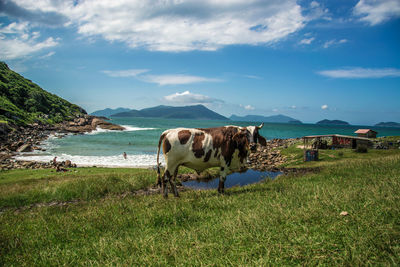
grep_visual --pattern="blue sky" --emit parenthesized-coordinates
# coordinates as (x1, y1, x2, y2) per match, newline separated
(0, 0, 399, 125)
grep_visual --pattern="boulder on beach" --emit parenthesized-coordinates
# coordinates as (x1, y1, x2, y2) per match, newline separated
(91, 118, 125, 131)
(17, 144, 33, 152)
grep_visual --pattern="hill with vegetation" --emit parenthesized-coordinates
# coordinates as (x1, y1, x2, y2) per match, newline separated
(316, 119, 349, 125)
(375, 122, 400, 128)
(230, 114, 302, 124)
(112, 104, 229, 120)
(0, 62, 86, 126)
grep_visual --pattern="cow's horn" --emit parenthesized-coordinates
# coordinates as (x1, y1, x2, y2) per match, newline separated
(257, 123, 264, 129)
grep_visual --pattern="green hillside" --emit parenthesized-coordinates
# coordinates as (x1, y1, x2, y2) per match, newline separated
(0, 62, 86, 126)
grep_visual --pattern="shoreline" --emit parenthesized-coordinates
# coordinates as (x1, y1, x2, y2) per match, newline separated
(2, 136, 301, 172)
(0, 115, 125, 171)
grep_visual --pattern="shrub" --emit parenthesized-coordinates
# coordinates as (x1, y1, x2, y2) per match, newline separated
(355, 145, 368, 153)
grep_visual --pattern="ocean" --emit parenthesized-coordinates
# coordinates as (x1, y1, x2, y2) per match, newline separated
(16, 117, 400, 167)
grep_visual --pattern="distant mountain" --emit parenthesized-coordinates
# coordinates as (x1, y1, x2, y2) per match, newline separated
(375, 122, 400, 128)
(230, 114, 302, 124)
(316, 119, 349, 125)
(112, 105, 229, 120)
(91, 107, 132, 118)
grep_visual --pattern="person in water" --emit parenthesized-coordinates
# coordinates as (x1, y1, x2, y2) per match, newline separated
(123, 152, 127, 159)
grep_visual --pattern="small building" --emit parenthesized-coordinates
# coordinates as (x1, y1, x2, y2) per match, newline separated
(303, 134, 372, 150)
(355, 129, 377, 138)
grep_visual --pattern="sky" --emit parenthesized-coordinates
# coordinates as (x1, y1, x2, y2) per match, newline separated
(0, 0, 399, 125)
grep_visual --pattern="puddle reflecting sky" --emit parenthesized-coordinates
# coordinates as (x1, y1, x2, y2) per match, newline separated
(182, 169, 282, 190)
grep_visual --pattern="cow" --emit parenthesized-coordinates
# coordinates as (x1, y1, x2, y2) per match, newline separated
(156, 123, 267, 198)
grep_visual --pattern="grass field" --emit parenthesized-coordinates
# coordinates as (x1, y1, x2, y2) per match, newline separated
(1, 144, 400, 265)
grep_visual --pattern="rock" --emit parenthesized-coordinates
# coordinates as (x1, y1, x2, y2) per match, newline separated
(75, 118, 87, 126)
(99, 124, 125, 131)
(65, 160, 72, 167)
(340, 211, 349, 216)
(91, 118, 102, 128)
(17, 144, 33, 152)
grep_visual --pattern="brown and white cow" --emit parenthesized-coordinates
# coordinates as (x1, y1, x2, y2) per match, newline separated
(156, 123, 266, 198)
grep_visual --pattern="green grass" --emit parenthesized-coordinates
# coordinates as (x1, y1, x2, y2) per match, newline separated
(0, 168, 157, 209)
(1, 151, 400, 265)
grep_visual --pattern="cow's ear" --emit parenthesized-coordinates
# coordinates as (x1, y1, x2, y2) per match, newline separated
(258, 135, 267, 146)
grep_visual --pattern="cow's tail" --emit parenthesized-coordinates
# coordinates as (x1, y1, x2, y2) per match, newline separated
(156, 132, 166, 187)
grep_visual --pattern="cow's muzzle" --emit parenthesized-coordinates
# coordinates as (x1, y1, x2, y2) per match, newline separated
(250, 143, 257, 152)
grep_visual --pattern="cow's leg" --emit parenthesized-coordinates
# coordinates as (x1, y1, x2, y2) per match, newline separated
(169, 166, 180, 198)
(218, 166, 228, 194)
(162, 170, 171, 198)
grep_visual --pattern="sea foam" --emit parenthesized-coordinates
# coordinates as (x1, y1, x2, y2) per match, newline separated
(15, 153, 165, 168)
(87, 125, 157, 135)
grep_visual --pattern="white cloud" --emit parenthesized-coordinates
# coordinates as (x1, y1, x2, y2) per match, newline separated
(321, 104, 328, 110)
(0, 22, 58, 60)
(299, 37, 315, 45)
(38, 51, 55, 59)
(102, 69, 149, 77)
(318, 67, 400, 78)
(141, 74, 222, 86)
(240, 104, 255, 110)
(272, 108, 279, 112)
(354, 0, 400, 26)
(304, 1, 332, 21)
(323, 39, 348, 48)
(164, 91, 223, 104)
(244, 75, 263, 80)
(12, 0, 307, 52)
(101, 68, 221, 85)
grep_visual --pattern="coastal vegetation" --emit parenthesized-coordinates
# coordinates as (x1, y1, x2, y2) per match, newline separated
(0, 62, 86, 126)
(1, 142, 399, 265)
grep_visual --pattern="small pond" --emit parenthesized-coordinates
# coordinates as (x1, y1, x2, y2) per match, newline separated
(182, 169, 282, 190)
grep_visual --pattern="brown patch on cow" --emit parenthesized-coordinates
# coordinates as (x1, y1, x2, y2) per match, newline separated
(192, 133, 205, 158)
(199, 126, 239, 166)
(178, 130, 191, 145)
(233, 132, 249, 163)
(163, 138, 171, 154)
(204, 149, 212, 162)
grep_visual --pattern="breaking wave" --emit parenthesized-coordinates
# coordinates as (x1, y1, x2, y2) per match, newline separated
(15, 153, 164, 168)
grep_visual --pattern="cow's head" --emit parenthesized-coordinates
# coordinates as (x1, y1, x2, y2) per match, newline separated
(245, 123, 267, 152)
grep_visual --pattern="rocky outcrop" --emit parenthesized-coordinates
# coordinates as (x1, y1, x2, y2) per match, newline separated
(247, 138, 300, 171)
(60, 115, 125, 133)
(0, 156, 77, 171)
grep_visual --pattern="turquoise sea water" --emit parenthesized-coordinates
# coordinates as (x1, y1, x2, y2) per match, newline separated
(17, 117, 400, 167)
